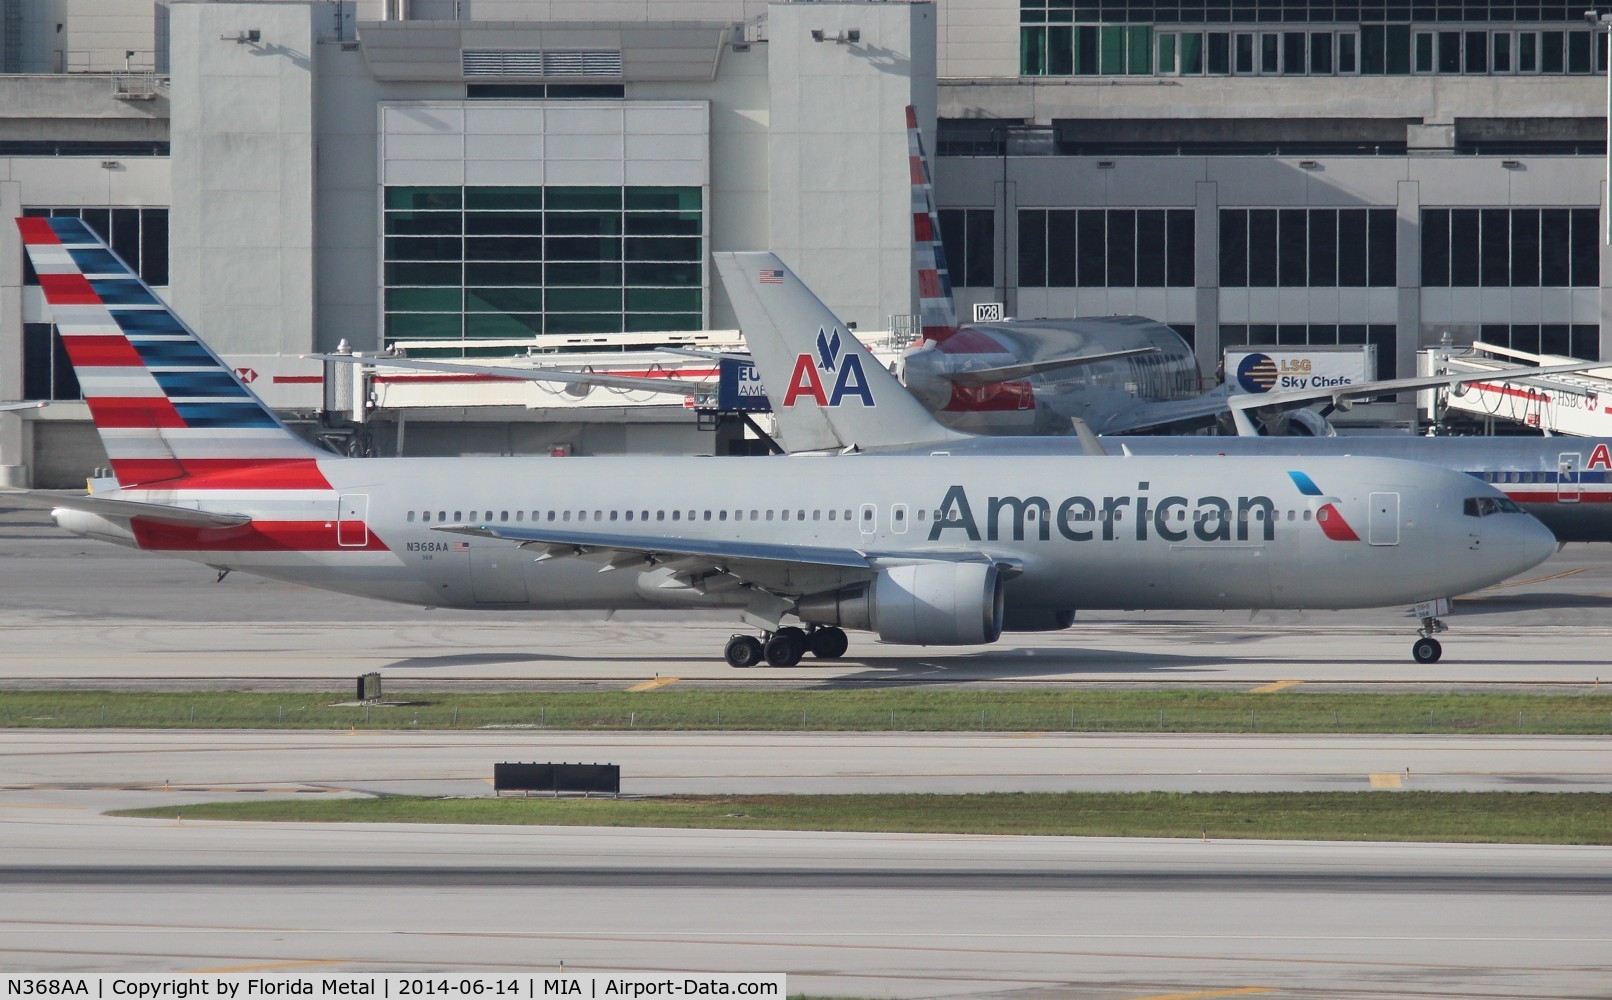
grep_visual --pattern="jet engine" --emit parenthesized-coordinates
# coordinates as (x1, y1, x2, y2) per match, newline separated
(796, 562, 1005, 645)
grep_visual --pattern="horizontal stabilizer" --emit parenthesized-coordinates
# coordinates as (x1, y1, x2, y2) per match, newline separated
(0, 489, 251, 528)
(948, 347, 1160, 387)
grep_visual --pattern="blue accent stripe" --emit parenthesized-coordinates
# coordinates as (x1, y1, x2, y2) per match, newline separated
(47, 217, 100, 242)
(67, 248, 131, 275)
(112, 311, 189, 335)
(1288, 470, 1323, 496)
(133, 341, 216, 365)
(88, 279, 160, 306)
(154, 371, 251, 397)
(174, 403, 279, 428)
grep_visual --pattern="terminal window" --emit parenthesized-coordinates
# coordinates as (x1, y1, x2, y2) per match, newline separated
(1019, 208, 1193, 288)
(938, 209, 996, 288)
(383, 185, 703, 343)
(1421, 207, 1600, 287)
(1220, 208, 1395, 288)
(1020, 3, 1605, 78)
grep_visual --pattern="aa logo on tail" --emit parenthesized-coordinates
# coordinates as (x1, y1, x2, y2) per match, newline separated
(782, 326, 875, 407)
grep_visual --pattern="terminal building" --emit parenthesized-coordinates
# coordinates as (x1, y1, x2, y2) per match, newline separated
(2, 0, 1608, 485)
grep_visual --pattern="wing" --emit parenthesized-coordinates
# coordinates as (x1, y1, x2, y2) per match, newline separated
(659, 347, 754, 363)
(307, 354, 711, 397)
(432, 523, 1005, 629)
(1097, 360, 1611, 436)
(0, 489, 251, 527)
(948, 347, 1159, 387)
(0, 401, 46, 412)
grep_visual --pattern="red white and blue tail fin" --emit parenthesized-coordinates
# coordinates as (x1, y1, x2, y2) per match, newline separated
(16, 216, 327, 490)
(906, 105, 959, 345)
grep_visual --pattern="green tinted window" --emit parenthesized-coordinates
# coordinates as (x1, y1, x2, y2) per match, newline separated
(386, 313, 463, 338)
(544, 313, 621, 334)
(464, 313, 542, 337)
(546, 287, 623, 312)
(625, 187, 700, 212)
(466, 287, 541, 312)
(625, 212, 701, 236)
(627, 287, 701, 311)
(386, 187, 461, 211)
(465, 187, 542, 211)
(627, 262, 700, 286)
(385, 212, 461, 236)
(382, 185, 703, 342)
(546, 187, 622, 211)
(386, 287, 461, 312)
(626, 313, 701, 332)
(385, 261, 462, 285)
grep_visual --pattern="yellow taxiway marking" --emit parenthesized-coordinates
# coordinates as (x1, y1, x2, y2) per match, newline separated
(184, 960, 344, 974)
(1129, 988, 1275, 1000)
(1369, 772, 1404, 789)
(1249, 680, 1302, 694)
(626, 676, 681, 692)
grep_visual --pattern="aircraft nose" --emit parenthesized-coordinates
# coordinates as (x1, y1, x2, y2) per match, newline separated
(1501, 511, 1558, 575)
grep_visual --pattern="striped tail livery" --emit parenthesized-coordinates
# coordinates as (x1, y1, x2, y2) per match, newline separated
(16, 215, 328, 491)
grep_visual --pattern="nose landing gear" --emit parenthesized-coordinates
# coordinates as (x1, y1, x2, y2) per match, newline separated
(1412, 614, 1448, 664)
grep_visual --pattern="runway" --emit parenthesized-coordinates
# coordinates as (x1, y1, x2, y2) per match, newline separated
(6, 506, 1612, 687)
(5, 730, 1612, 795)
(3, 804, 1610, 997)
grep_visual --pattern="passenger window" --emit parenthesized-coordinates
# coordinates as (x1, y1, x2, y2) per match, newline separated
(1318, 509, 1329, 521)
(844, 509, 852, 520)
(672, 510, 681, 521)
(704, 510, 712, 521)
(641, 511, 648, 520)
(657, 511, 665, 521)
(622, 511, 630, 521)
(720, 510, 728, 521)
(828, 510, 836, 521)
(751, 510, 759, 520)
(563, 511, 571, 522)
(814, 510, 822, 521)
(767, 510, 775, 521)
(917, 509, 926, 521)
(500, 511, 509, 522)
(485, 511, 492, 521)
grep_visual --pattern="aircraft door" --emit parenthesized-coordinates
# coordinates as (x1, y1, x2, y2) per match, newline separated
(1558, 452, 1581, 503)
(1367, 492, 1399, 546)
(858, 503, 877, 538)
(336, 494, 369, 547)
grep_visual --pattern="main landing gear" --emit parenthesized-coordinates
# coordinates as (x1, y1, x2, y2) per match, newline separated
(724, 625, 849, 667)
(1412, 614, 1449, 664)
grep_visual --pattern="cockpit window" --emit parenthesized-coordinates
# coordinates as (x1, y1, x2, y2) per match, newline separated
(1464, 496, 1522, 517)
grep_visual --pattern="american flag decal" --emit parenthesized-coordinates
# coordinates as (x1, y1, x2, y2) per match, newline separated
(758, 268, 784, 285)
(451, 541, 470, 552)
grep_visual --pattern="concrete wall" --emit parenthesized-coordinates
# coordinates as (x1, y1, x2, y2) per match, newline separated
(169, 1, 316, 356)
(767, 1, 934, 333)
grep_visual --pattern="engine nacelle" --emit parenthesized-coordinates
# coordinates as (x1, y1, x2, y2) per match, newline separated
(52, 508, 139, 548)
(797, 563, 1005, 646)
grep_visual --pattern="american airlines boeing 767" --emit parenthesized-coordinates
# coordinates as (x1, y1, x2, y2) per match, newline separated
(5, 218, 1554, 666)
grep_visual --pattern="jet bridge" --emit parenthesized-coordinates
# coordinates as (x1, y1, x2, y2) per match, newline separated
(1422, 341, 1612, 437)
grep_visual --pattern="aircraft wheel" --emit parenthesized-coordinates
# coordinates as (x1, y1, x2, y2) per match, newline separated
(809, 626, 849, 659)
(725, 634, 764, 668)
(774, 625, 807, 645)
(764, 632, 805, 667)
(1412, 637, 1442, 664)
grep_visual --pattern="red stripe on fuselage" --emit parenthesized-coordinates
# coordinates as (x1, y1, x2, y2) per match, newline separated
(87, 396, 186, 429)
(130, 518, 390, 552)
(1317, 504, 1360, 541)
(109, 458, 332, 490)
(944, 381, 1035, 412)
(927, 326, 1005, 353)
(38, 272, 99, 305)
(16, 217, 61, 245)
(61, 336, 145, 368)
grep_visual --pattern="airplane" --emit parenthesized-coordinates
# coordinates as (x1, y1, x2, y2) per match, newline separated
(717, 253, 1612, 552)
(320, 105, 1602, 439)
(0, 401, 46, 411)
(2, 216, 1554, 667)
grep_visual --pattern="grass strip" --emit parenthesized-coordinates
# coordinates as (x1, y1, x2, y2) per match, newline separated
(5, 688, 1612, 734)
(113, 791, 1612, 845)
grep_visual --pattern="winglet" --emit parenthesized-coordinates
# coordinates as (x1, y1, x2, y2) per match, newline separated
(713, 252, 964, 453)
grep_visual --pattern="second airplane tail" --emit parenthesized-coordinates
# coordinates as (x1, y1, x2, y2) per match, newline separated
(714, 251, 965, 453)
(16, 216, 329, 491)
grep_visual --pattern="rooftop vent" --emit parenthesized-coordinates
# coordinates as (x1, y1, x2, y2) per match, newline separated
(462, 49, 622, 79)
